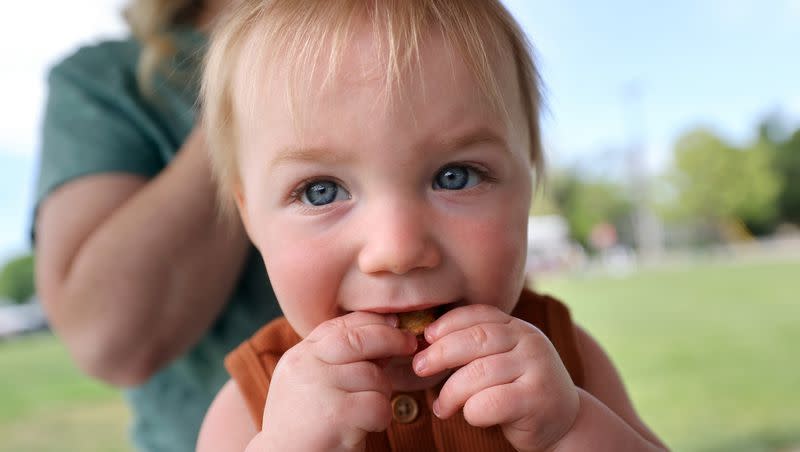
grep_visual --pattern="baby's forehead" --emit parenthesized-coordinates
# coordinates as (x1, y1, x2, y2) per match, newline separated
(230, 19, 520, 130)
(234, 24, 394, 108)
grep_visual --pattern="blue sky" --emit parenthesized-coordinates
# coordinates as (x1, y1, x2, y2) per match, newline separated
(0, 153, 36, 259)
(504, 0, 800, 163)
(1, 0, 798, 258)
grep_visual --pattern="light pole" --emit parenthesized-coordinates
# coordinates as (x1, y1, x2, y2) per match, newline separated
(622, 80, 663, 262)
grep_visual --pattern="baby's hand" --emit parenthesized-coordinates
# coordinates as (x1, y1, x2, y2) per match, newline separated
(413, 304, 580, 452)
(261, 312, 418, 451)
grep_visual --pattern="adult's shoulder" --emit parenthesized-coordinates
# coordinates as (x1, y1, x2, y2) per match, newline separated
(35, 36, 160, 213)
(48, 37, 141, 91)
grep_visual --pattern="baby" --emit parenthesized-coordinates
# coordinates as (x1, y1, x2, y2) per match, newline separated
(197, 1, 667, 451)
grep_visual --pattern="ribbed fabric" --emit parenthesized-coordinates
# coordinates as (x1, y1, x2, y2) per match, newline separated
(224, 288, 585, 451)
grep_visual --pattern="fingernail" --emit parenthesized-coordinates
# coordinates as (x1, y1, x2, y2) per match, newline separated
(432, 398, 441, 418)
(414, 355, 427, 374)
(385, 314, 398, 327)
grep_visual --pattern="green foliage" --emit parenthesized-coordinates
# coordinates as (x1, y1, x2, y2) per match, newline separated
(774, 129, 800, 225)
(0, 253, 35, 304)
(665, 127, 781, 229)
(548, 171, 634, 248)
(529, 183, 560, 216)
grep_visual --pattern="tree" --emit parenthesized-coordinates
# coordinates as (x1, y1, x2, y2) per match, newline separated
(547, 170, 634, 249)
(753, 113, 800, 230)
(0, 253, 35, 304)
(665, 127, 781, 237)
(529, 182, 560, 216)
(774, 129, 800, 225)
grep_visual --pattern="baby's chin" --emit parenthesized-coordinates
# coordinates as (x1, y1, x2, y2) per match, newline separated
(383, 356, 450, 392)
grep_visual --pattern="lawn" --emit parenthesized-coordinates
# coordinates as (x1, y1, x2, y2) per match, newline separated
(0, 333, 129, 452)
(538, 258, 800, 452)
(0, 258, 798, 451)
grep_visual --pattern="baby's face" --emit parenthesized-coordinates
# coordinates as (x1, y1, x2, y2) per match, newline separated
(234, 27, 533, 339)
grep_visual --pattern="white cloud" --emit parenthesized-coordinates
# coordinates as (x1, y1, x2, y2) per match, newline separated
(0, 0, 128, 155)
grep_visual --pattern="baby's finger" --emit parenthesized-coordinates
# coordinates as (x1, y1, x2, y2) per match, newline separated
(434, 352, 522, 419)
(314, 323, 417, 364)
(425, 304, 510, 343)
(462, 381, 530, 428)
(331, 361, 393, 399)
(307, 311, 398, 343)
(343, 391, 394, 434)
(414, 322, 516, 377)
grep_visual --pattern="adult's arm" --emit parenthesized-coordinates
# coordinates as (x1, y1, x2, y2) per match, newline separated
(35, 128, 251, 386)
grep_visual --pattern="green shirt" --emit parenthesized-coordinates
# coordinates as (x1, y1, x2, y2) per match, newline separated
(34, 28, 281, 452)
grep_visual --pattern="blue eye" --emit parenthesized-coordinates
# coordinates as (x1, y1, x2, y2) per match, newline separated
(300, 180, 350, 206)
(433, 165, 481, 190)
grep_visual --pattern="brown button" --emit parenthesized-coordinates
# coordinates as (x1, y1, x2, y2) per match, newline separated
(391, 394, 419, 424)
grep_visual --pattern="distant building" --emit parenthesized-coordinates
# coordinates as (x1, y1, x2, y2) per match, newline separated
(526, 215, 585, 275)
(0, 299, 47, 338)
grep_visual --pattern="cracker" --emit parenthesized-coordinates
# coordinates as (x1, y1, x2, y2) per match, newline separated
(397, 308, 436, 335)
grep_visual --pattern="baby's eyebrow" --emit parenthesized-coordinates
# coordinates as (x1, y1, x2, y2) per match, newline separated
(268, 145, 352, 169)
(424, 126, 508, 154)
(268, 126, 507, 169)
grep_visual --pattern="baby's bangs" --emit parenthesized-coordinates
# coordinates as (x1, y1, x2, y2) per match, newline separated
(235, 0, 520, 125)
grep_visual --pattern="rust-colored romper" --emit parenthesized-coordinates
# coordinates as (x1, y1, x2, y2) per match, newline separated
(225, 289, 585, 451)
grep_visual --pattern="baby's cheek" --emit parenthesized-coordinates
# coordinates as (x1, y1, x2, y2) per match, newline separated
(461, 216, 527, 312)
(263, 241, 336, 335)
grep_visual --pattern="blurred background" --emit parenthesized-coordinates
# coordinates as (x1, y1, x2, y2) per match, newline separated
(1, 1, 798, 451)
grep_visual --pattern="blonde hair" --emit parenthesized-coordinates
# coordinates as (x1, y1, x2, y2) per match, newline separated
(124, 0, 203, 92)
(202, 0, 544, 215)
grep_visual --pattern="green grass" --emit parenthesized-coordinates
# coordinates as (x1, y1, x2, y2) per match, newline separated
(538, 258, 800, 452)
(0, 334, 130, 452)
(0, 258, 797, 451)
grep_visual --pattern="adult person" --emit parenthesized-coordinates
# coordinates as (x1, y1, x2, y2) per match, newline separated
(32, 1, 280, 450)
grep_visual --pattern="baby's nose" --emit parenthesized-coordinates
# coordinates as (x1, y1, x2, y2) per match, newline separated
(356, 200, 441, 275)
